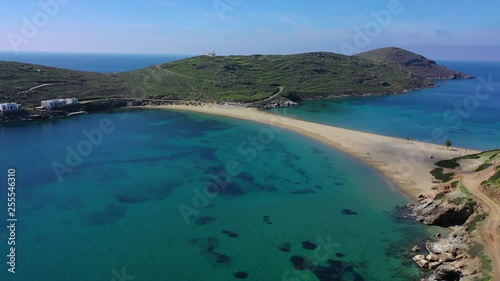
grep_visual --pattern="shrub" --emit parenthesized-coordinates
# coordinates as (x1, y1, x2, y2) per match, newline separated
(430, 168, 455, 182)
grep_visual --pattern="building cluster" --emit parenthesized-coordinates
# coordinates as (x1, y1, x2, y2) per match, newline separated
(40, 98, 79, 109)
(0, 98, 79, 114)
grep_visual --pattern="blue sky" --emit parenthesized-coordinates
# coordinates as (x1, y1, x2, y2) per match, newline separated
(1, 0, 499, 60)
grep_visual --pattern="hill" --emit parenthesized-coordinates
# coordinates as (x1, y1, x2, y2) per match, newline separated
(0, 48, 470, 107)
(356, 47, 473, 79)
(0, 62, 130, 104)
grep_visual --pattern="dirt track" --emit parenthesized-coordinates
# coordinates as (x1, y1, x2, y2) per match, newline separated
(462, 165, 500, 280)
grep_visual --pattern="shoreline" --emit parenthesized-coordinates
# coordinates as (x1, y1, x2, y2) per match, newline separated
(143, 104, 479, 199)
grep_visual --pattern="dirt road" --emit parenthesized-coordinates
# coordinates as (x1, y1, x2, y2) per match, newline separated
(462, 165, 500, 280)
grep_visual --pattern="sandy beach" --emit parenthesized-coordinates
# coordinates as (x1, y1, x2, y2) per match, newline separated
(145, 104, 478, 199)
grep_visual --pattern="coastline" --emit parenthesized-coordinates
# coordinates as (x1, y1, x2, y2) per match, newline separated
(143, 104, 479, 199)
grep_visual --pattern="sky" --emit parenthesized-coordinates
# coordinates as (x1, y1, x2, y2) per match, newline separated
(1, 0, 499, 60)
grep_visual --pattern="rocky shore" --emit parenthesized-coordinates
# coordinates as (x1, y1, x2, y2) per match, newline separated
(409, 193, 489, 281)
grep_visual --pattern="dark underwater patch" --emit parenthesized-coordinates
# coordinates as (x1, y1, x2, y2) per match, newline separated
(291, 189, 315, 195)
(208, 253, 232, 267)
(301, 241, 318, 250)
(195, 216, 216, 225)
(278, 242, 292, 252)
(236, 173, 254, 182)
(204, 165, 224, 175)
(295, 167, 307, 176)
(263, 215, 273, 225)
(234, 271, 249, 279)
(181, 147, 218, 162)
(255, 183, 278, 193)
(55, 195, 85, 210)
(185, 117, 235, 132)
(82, 204, 127, 226)
(115, 194, 147, 204)
(207, 182, 246, 197)
(285, 154, 302, 162)
(290, 256, 314, 270)
(114, 178, 182, 204)
(341, 209, 358, 215)
(198, 237, 219, 254)
(221, 230, 239, 238)
(311, 147, 324, 154)
(265, 174, 279, 181)
(25, 168, 61, 188)
(288, 257, 366, 281)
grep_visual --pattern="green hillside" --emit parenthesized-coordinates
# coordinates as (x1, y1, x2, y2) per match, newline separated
(356, 47, 473, 79)
(1, 48, 468, 107)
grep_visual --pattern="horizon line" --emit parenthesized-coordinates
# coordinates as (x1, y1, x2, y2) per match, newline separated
(1, 51, 500, 62)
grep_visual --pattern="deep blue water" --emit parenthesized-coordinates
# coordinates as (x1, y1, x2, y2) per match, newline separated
(0, 52, 191, 73)
(272, 61, 500, 151)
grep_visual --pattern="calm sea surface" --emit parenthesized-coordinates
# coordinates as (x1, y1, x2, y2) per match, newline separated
(272, 61, 500, 151)
(0, 52, 190, 73)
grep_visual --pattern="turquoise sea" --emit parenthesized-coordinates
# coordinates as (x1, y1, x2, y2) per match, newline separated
(272, 61, 500, 151)
(0, 109, 428, 281)
(1, 53, 496, 280)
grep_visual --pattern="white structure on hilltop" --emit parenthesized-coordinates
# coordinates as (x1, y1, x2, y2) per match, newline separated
(41, 98, 79, 109)
(205, 51, 216, 58)
(0, 103, 22, 113)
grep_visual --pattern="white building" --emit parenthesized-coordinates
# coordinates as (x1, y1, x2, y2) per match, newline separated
(41, 99, 65, 109)
(65, 98, 79, 105)
(0, 103, 22, 113)
(41, 98, 78, 109)
(205, 51, 216, 58)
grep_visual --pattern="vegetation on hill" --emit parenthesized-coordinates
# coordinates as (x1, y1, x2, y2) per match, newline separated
(481, 150, 500, 189)
(0, 47, 473, 107)
(356, 47, 473, 80)
(0, 62, 130, 105)
(157, 52, 432, 102)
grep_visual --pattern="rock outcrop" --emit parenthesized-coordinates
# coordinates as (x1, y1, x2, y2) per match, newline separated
(409, 194, 485, 281)
(411, 198, 474, 227)
(433, 264, 462, 281)
(246, 97, 298, 109)
(413, 227, 480, 280)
